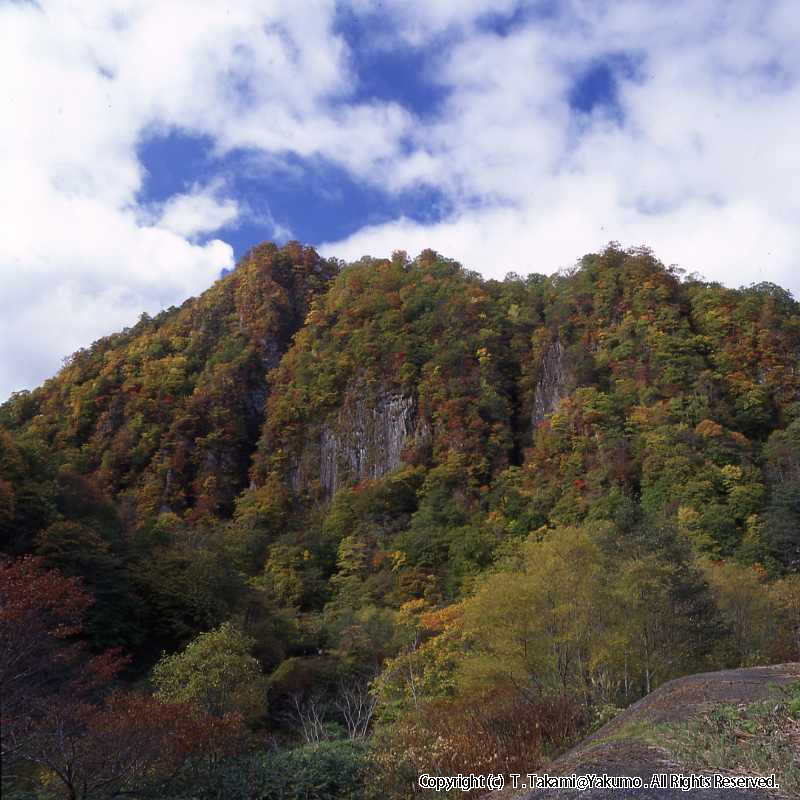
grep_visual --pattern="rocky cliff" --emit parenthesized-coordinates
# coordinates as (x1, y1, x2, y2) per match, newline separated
(290, 390, 430, 496)
(531, 338, 567, 428)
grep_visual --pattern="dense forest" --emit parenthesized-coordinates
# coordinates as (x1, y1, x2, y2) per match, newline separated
(2, 241, 799, 799)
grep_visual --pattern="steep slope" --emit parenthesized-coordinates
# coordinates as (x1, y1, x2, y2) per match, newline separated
(249, 249, 535, 498)
(488, 248, 800, 567)
(1, 242, 338, 538)
(244, 245, 800, 587)
(2, 242, 799, 651)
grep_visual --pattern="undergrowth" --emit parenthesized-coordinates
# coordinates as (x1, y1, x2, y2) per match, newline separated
(658, 680, 800, 795)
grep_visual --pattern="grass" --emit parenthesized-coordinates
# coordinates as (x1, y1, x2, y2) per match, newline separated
(572, 680, 800, 797)
(654, 680, 800, 796)
(586, 716, 657, 747)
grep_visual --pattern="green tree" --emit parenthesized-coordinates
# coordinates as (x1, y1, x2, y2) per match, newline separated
(701, 560, 776, 666)
(35, 520, 143, 650)
(151, 621, 266, 720)
(462, 526, 615, 699)
(616, 554, 693, 694)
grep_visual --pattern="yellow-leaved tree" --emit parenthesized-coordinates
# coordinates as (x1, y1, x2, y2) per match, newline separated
(462, 526, 618, 702)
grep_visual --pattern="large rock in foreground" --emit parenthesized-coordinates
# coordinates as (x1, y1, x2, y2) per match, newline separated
(513, 664, 799, 800)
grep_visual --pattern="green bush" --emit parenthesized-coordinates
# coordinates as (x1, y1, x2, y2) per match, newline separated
(164, 740, 369, 800)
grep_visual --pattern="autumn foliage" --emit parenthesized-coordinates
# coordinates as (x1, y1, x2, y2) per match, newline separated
(0, 555, 245, 800)
(1, 242, 799, 799)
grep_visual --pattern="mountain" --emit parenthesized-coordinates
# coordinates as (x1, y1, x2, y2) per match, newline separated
(2, 241, 799, 799)
(1, 242, 338, 531)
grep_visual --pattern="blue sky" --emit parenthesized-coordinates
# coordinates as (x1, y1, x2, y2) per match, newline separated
(136, 133, 454, 260)
(134, 4, 631, 264)
(3, 0, 800, 400)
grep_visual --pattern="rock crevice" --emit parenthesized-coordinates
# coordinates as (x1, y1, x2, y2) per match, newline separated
(291, 391, 428, 496)
(532, 339, 567, 428)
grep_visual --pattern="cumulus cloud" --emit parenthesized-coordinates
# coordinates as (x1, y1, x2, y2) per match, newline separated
(156, 182, 240, 239)
(323, 1, 800, 295)
(0, 0, 375, 400)
(3, 0, 799, 400)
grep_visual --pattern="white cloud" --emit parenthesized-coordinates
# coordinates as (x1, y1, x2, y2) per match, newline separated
(3, 0, 800, 401)
(0, 0, 384, 400)
(157, 182, 240, 239)
(323, 1, 800, 298)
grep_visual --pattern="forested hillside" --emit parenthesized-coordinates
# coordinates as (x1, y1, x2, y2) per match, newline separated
(2, 242, 799, 799)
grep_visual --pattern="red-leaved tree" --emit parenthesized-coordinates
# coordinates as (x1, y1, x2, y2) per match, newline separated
(0, 555, 245, 799)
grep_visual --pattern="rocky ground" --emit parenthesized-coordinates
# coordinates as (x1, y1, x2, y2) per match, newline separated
(493, 664, 800, 800)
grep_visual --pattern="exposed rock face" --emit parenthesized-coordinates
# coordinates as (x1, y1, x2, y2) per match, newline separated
(291, 392, 428, 496)
(531, 339, 567, 428)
